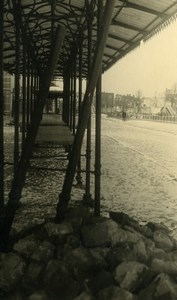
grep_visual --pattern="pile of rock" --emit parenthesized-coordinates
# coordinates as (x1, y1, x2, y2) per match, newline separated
(1, 208, 177, 300)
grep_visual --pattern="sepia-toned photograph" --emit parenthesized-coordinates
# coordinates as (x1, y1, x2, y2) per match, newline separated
(1, 1, 177, 299)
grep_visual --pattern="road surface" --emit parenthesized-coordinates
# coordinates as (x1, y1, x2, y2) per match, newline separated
(94, 116, 177, 230)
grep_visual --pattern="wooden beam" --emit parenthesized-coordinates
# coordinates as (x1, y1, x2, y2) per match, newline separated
(112, 19, 148, 34)
(117, 0, 168, 18)
(108, 33, 131, 44)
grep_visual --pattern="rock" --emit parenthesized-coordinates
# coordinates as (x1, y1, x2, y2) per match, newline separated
(142, 236, 155, 254)
(82, 219, 119, 247)
(149, 247, 169, 262)
(169, 250, 177, 261)
(66, 235, 81, 248)
(21, 262, 44, 295)
(98, 286, 136, 300)
(42, 259, 80, 300)
(0, 253, 26, 293)
(2, 207, 177, 300)
(153, 230, 175, 252)
(42, 259, 62, 285)
(138, 273, 177, 300)
(73, 291, 96, 300)
(146, 222, 171, 234)
(64, 247, 100, 280)
(13, 235, 41, 258)
(109, 211, 153, 238)
(28, 290, 48, 300)
(10, 220, 45, 242)
(154, 273, 177, 299)
(110, 227, 142, 248)
(114, 261, 149, 293)
(133, 240, 148, 262)
(44, 221, 73, 245)
(31, 241, 55, 263)
(106, 247, 135, 271)
(109, 211, 138, 227)
(85, 270, 115, 294)
(2, 289, 22, 300)
(89, 248, 109, 270)
(82, 218, 142, 249)
(151, 258, 177, 275)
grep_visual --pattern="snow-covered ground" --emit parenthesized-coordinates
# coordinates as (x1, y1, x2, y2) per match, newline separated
(4, 116, 177, 233)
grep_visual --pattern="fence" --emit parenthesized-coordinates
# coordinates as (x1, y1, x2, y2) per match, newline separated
(142, 114, 177, 123)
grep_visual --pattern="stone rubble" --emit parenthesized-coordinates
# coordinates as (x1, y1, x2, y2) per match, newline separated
(1, 209, 177, 299)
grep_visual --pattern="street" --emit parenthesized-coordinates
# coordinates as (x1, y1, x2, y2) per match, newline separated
(96, 116, 177, 230)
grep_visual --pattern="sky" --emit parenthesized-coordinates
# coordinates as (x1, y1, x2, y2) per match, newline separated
(102, 18, 177, 98)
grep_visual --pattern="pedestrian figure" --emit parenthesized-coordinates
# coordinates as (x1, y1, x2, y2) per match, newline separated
(122, 111, 126, 121)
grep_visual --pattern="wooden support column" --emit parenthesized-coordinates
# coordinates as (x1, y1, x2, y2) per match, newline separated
(13, 1, 20, 174)
(26, 57, 30, 129)
(22, 42, 27, 148)
(75, 39, 83, 187)
(95, 75, 102, 215)
(62, 68, 70, 125)
(72, 55, 77, 136)
(0, 0, 4, 210)
(83, 2, 94, 206)
(0, 25, 66, 249)
(62, 72, 67, 122)
(56, 0, 116, 220)
(94, 0, 103, 216)
(30, 66, 34, 120)
(69, 64, 73, 131)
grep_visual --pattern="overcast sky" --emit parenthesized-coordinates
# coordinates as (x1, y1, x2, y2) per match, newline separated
(102, 18, 177, 98)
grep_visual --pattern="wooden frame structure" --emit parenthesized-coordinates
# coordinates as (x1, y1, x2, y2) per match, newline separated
(1, 0, 177, 248)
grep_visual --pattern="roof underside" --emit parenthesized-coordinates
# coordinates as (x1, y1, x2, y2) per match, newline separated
(4, 0, 177, 78)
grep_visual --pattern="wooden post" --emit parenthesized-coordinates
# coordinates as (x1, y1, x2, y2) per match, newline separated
(72, 56, 77, 136)
(26, 58, 30, 129)
(94, 0, 103, 216)
(75, 39, 83, 187)
(83, 3, 93, 206)
(13, 1, 20, 174)
(56, 0, 116, 220)
(22, 42, 27, 148)
(0, 0, 4, 210)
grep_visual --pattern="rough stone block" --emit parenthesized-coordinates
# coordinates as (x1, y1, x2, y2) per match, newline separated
(114, 261, 148, 292)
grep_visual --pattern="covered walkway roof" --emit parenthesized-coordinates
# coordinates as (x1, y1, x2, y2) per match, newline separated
(4, 0, 177, 77)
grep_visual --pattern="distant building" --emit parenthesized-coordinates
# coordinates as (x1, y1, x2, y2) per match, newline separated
(93, 92, 114, 114)
(165, 88, 177, 113)
(160, 103, 176, 116)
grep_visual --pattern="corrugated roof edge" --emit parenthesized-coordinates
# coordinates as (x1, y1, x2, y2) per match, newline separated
(103, 12, 177, 73)
(103, 42, 140, 73)
(143, 13, 177, 43)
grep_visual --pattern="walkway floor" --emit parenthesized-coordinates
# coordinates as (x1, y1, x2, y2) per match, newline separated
(35, 114, 74, 146)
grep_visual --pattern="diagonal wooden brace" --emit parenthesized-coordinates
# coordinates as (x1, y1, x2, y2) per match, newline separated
(56, 0, 116, 220)
(0, 25, 66, 248)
